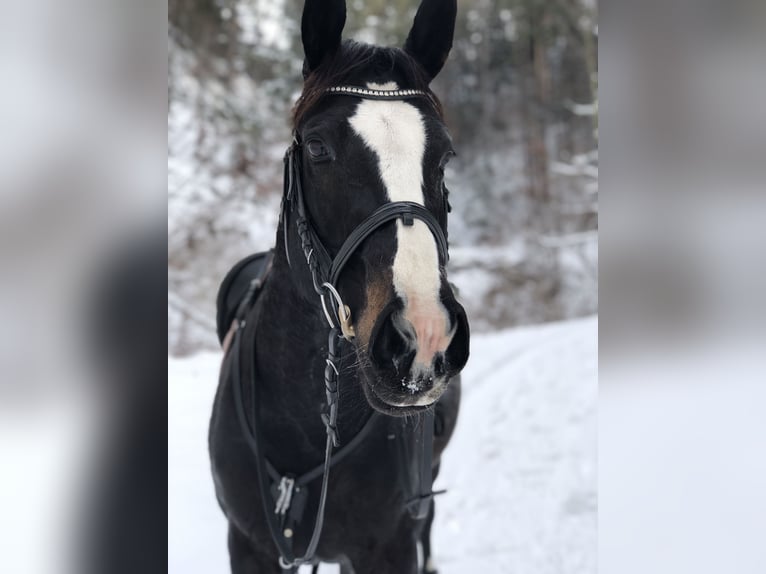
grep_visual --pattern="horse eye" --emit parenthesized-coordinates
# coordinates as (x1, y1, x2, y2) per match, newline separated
(306, 139, 329, 159)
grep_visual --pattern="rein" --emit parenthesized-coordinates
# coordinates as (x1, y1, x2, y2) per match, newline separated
(229, 85, 449, 573)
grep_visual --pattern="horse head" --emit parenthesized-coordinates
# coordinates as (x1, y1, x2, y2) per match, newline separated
(283, 0, 469, 415)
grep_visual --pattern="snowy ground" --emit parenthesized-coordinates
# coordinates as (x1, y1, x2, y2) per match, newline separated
(169, 316, 597, 573)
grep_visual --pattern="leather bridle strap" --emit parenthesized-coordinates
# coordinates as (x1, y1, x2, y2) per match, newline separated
(329, 201, 448, 287)
(229, 310, 338, 572)
(405, 409, 440, 520)
(284, 143, 333, 289)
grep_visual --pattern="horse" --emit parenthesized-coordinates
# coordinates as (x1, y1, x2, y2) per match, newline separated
(209, 1, 470, 572)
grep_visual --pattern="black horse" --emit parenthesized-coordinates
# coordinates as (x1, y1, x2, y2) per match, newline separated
(209, 1, 469, 572)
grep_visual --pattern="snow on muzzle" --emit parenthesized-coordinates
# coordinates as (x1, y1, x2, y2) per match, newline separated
(368, 288, 469, 405)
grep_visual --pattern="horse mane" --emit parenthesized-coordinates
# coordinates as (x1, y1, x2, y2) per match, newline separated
(293, 40, 443, 128)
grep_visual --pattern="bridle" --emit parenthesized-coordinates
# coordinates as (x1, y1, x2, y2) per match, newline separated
(233, 85, 451, 572)
(282, 85, 450, 338)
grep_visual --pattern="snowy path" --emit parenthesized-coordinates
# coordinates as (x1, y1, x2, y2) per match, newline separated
(168, 317, 597, 573)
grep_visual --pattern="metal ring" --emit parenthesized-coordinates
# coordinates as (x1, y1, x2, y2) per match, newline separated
(325, 358, 339, 376)
(320, 282, 347, 329)
(279, 555, 302, 570)
(320, 293, 336, 329)
(321, 282, 346, 316)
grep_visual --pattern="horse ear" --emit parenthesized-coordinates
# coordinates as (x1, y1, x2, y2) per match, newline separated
(404, 0, 457, 81)
(301, 0, 347, 75)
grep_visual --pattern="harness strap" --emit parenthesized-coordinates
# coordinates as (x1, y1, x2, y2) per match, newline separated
(329, 201, 448, 286)
(229, 310, 338, 571)
(263, 410, 380, 487)
(405, 409, 442, 520)
(284, 145, 333, 286)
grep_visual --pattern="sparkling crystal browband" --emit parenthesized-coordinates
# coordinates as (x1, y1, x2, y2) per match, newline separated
(325, 86, 430, 100)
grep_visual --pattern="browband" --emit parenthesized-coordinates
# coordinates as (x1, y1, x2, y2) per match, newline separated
(324, 85, 431, 101)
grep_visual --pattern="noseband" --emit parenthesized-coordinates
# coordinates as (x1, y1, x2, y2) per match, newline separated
(235, 86, 450, 572)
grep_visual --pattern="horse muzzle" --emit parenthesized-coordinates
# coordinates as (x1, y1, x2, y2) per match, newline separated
(363, 293, 469, 413)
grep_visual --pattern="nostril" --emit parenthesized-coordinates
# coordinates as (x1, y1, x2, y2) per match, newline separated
(433, 353, 446, 378)
(370, 304, 416, 375)
(444, 304, 470, 373)
(394, 348, 416, 377)
(391, 313, 416, 345)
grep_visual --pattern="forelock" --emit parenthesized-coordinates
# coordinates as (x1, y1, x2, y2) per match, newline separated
(293, 40, 442, 129)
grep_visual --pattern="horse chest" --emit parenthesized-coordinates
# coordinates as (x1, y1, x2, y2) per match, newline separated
(210, 385, 421, 549)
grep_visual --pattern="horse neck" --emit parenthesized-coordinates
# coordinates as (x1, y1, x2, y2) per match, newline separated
(253, 252, 372, 467)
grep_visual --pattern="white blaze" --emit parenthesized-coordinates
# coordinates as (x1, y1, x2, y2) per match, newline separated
(348, 82, 452, 369)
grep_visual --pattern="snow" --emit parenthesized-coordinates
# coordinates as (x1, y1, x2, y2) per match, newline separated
(0, 389, 102, 574)
(599, 342, 766, 574)
(168, 316, 597, 573)
(433, 317, 597, 574)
